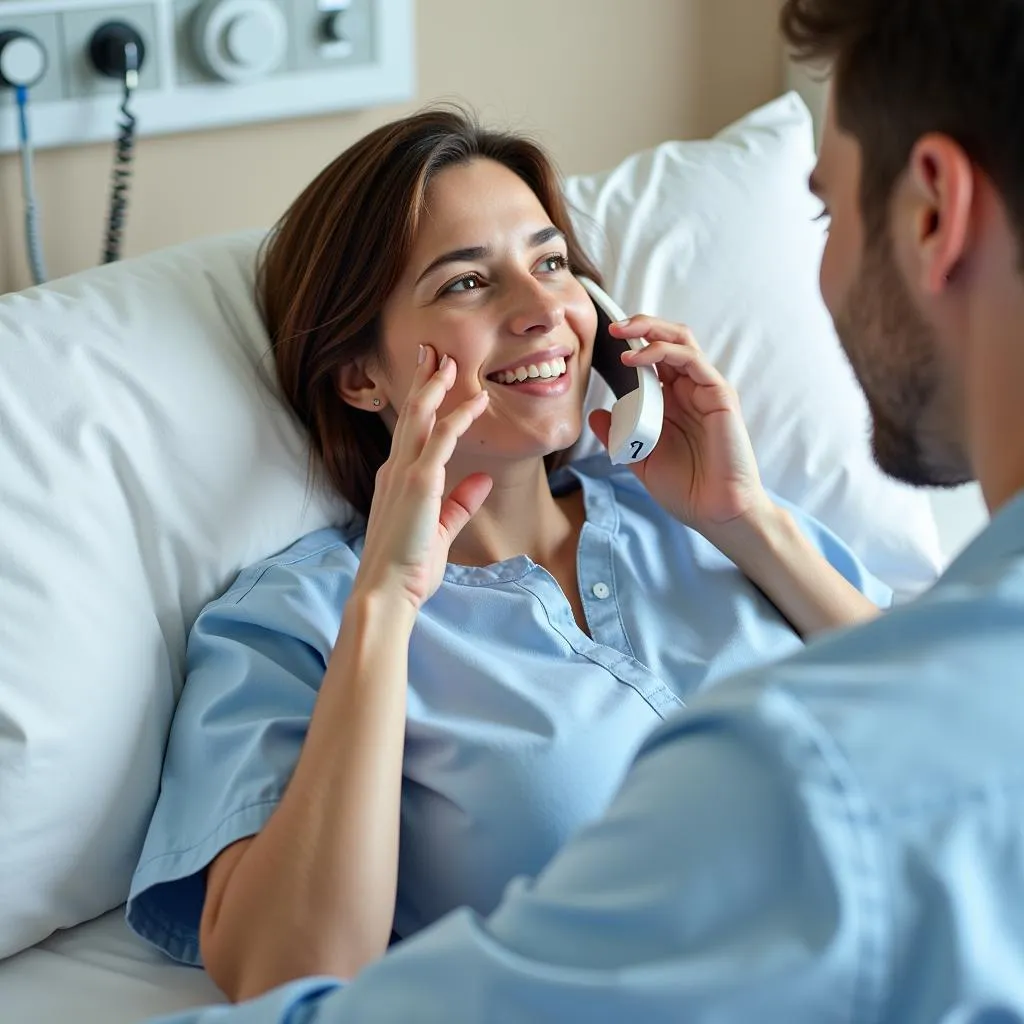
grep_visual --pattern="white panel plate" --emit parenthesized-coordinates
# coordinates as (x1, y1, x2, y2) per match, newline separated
(0, 0, 414, 152)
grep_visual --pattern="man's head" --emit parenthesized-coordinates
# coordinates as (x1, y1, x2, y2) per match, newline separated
(781, 0, 1024, 496)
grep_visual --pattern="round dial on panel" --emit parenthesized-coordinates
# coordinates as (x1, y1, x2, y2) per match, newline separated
(0, 31, 48, 89)
(193, 0, 288, 83)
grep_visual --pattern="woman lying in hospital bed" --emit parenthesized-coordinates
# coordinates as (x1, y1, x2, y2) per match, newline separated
(124, 106, 891, 1003)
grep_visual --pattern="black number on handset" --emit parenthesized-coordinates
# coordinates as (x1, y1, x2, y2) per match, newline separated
(630, 441, 645, 460)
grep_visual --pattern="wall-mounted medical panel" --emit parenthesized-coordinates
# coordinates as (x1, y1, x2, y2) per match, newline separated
(0, 0, 414, 152)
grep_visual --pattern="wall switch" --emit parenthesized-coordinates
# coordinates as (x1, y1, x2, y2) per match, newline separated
(288, 0, 374, 72)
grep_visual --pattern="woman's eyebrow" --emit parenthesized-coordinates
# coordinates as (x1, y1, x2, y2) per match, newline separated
(416, 246, 490, 285)
(529, 226, 565, 248)
(414, 228, 566, 285)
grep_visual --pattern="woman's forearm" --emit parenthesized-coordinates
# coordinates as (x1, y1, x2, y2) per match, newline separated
(702, 504, 882, 639)
(200, 589, 416, 1001)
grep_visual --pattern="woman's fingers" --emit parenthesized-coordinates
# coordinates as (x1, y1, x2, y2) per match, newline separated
(439, 473, 494, 541)
(610, 315, 700, 348)
(587, 408, 612, 451)
(419, 390, 490, 471)
(391, 348, 458, 457)
(609, 316, 726, 389)
(623, 340, 724, 387)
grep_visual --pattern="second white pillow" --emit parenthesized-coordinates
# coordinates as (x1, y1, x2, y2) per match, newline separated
(565, 93, 943, 598)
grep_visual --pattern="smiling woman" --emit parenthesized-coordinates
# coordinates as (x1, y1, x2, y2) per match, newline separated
(123, 105, 894, 1005)
(261, 109, 602, 520)
(337, 157, 598, 498)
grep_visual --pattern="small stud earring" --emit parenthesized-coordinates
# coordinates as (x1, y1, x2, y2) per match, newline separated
(372, 398, 382, 408)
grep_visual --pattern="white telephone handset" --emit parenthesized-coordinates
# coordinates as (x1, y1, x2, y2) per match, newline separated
(578, 277, 664, 465)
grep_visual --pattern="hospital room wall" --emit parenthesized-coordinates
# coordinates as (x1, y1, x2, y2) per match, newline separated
(0, 0, 785, 294)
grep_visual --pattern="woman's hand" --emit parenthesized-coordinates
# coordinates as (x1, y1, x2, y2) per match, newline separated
(589, 316, 770, 535)
(354, 345, 492, 611)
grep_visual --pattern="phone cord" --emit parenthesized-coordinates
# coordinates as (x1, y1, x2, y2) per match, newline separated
(102, 76, 137, 264)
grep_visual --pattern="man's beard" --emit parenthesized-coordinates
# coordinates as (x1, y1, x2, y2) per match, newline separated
(831, 233, 971, 488)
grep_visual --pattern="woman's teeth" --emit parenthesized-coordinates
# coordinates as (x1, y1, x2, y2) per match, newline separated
(493, 356, 568, 385)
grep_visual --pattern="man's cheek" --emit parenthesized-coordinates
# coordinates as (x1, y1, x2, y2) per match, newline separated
(819, 230, 856, 319)
(819, 241, 841, 318)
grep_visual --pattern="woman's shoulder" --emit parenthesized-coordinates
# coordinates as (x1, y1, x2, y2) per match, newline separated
(207, 524, 366, 620)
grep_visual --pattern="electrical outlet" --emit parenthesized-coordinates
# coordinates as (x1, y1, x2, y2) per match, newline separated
(287, 0, 374, 73)
(61, 2, 161, 98)
(0, 11, 66, 106)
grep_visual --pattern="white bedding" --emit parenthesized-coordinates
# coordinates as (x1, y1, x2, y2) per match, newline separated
(930, 485, 989, 560)
(0, 907, 224, 1023)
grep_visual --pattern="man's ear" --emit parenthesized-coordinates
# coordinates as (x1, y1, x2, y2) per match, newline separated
(337, 359, 387, 412)
(906, 133, 975, 294)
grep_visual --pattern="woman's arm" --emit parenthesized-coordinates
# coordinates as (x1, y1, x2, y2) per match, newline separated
(199, 592, 415, 1002)
(198, 349, 492, 1002)
(588, 316, 882, 638)
(702, 503, 881, 638)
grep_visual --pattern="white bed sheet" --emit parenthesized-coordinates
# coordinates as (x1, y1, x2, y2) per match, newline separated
(0, 906, 224, 1024)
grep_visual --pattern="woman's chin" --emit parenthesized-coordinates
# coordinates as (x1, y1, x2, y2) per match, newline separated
(535, 421, 585, 460)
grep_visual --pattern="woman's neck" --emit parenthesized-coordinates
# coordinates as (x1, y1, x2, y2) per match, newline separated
(446, 459, 582, 569)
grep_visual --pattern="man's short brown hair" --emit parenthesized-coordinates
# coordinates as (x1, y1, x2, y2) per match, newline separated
(781, 0, 1024, 241)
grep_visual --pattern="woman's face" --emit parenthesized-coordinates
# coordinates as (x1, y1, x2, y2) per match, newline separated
(376, 157, 598, 464)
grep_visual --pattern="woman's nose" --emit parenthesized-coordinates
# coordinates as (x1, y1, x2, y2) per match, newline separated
(507, 279, 566, 336)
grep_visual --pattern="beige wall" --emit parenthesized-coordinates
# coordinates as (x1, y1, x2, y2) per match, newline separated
(0, 0, 783, 293)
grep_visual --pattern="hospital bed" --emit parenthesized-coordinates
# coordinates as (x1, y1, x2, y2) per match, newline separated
(0, 94, 982, 1023)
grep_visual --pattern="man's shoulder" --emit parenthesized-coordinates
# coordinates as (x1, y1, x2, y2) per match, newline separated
(648, 555, 1024, 817)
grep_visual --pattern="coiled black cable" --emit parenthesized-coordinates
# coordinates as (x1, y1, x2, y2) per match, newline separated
(102, 76, 137, 264)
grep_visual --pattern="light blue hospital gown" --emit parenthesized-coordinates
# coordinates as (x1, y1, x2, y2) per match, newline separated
(148, 489, 1024, 1024)
(127, 456, 889, 966)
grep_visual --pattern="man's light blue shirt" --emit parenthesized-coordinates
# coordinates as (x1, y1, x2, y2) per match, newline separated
(126, 457, 887, 966)
(149, 489, 1024, 1024)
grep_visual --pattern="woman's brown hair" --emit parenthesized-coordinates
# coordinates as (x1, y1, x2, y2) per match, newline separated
(258, 106, 602, 519)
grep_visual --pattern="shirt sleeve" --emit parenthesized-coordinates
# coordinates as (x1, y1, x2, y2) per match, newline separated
(126, 541, 359, 966)
(144, 678, 888, 1024)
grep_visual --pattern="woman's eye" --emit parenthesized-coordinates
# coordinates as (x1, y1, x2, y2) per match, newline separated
(443, 274, 483, 295)
(539, 253, 570, 274)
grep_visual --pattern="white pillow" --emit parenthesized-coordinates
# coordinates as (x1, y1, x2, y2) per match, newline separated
(0, 233, 339, 959)
(565, 93, 944, 598)
(0, 94, 942, 961)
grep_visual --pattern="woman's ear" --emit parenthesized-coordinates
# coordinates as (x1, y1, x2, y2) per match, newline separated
(337, 360, 387, 412)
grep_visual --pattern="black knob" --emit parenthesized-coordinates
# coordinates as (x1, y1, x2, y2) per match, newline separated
(89, 21, 146, 79)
